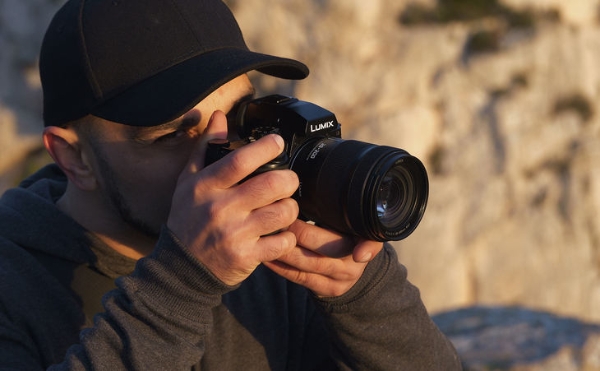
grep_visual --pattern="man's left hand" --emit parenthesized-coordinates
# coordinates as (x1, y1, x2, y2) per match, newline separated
(263, 220, 384, 297)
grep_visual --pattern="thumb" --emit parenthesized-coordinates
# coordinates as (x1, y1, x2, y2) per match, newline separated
(188, 110, 229, 173)
(352, 239, 383, 263)
(203, 110, 229, 140)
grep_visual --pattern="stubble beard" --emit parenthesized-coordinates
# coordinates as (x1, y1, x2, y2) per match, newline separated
(94, 149, 162, 240)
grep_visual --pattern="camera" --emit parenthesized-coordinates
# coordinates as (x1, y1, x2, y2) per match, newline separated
(205, 95, 429, 242)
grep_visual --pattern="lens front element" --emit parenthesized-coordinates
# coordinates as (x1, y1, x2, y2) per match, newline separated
(377, 166, 413, 229)
(367, 154, 428, 241)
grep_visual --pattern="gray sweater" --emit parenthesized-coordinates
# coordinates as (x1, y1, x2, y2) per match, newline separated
(0, 165, 461, 370)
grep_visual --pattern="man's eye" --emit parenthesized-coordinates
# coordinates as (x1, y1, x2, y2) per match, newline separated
(155, 130, 187, 143)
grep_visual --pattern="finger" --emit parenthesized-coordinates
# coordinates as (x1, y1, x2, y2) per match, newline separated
(194, 230, 296, 286)
(264, 256, 359, 297)
(229, 169, 298, 211)
(288, 220, 355, 258)
(264, 259, 327, 287)
(255, 230, 297, 262)
(186, 110, 229, 173)
(245, 197, 299, 237)
(289, 220, 384, 262)
(202, 134, 286, 189)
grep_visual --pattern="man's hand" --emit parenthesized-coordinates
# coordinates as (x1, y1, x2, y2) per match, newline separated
(167, 111, 300, 286)
(264, 220, 384, 297)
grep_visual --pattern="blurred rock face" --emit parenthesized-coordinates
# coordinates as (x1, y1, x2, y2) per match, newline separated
(2, 0, 600, 326)
(0, 0, 62, 190)
(433, 306, 600, 370)
(228, 0, 600, 324)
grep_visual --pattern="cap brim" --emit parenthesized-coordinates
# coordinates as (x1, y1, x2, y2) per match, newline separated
(91, 48, 309, 126)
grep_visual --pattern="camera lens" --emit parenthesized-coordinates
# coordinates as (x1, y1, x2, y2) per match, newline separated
(377, 166, 413, 229)
(290, 138, 428, 241)
(364, 152, 428, 240)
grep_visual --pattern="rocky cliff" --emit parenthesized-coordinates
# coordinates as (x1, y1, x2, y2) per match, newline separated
(223, 0, 600, 326)
(229, 0, 600, 324)
(2, 0, 600, 368)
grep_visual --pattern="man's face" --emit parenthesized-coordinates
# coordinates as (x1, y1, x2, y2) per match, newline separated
(82, 74, 255, 238)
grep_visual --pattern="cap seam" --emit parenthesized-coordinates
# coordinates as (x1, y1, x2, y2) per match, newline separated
(78, 0, 103, 100)
(91, 48, 213, 107)
(97, 46, 252, 107)
(169, 0, 203, 47)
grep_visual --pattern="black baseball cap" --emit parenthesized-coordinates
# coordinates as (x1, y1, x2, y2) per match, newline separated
(40, 0, 309, 127)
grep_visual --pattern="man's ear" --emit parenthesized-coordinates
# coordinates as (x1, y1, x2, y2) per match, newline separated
(43, 126, 97, 191)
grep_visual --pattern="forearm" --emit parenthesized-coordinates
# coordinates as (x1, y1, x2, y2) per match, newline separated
(315, 245, 461, 371)
(50, 227, 235, 371)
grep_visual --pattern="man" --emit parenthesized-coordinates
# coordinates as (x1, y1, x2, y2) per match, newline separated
(0, 0, 461, 369)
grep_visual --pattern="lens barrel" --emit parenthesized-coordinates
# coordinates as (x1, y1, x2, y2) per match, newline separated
(290, 138, 428, 241)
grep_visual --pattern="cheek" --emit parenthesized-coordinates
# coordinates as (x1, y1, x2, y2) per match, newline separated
(104, 148, 191, 207)
(128, 157, 188, 198)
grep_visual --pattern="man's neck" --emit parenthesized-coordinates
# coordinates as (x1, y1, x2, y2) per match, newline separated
(57, 185, 156, 260)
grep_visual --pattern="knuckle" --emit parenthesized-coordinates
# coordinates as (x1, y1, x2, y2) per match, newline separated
(289, 270, 308, 286)
(258, 206, 292, 232)
(261, 232, 294, 262)
(295, 224, 317, 247)
(267, 170, 299, 196)
(258, 209, 283, 229)
(246, 171, 287, 201)
(260, 171, 281, 194)
(227, 151, 252, 175)
(278, 200, 300, 224)
(265, 238, 286, 258)
(282, 170, 299, 194)
(284, 199, 300, 220)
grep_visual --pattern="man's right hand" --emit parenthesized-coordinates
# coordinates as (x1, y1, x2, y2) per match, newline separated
(166, 110, 299, 286)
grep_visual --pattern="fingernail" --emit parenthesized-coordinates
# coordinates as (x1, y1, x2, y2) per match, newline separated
(274, 134, 285, 150)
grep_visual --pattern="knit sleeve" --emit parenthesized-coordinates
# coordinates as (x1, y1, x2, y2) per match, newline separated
(49, 226, 237, 371)
(314, 244, 462, 371)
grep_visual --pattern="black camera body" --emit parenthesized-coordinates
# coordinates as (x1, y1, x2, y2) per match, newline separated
(206, 95, 428, 242)
(206, 94, 341, 174)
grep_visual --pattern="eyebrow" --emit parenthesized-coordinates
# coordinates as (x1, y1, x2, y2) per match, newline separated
(123, 118, 187, 143)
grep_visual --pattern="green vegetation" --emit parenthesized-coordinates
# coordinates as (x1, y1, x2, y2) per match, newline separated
(398, 0, 560, 58)
(398, 0, 537, 28)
